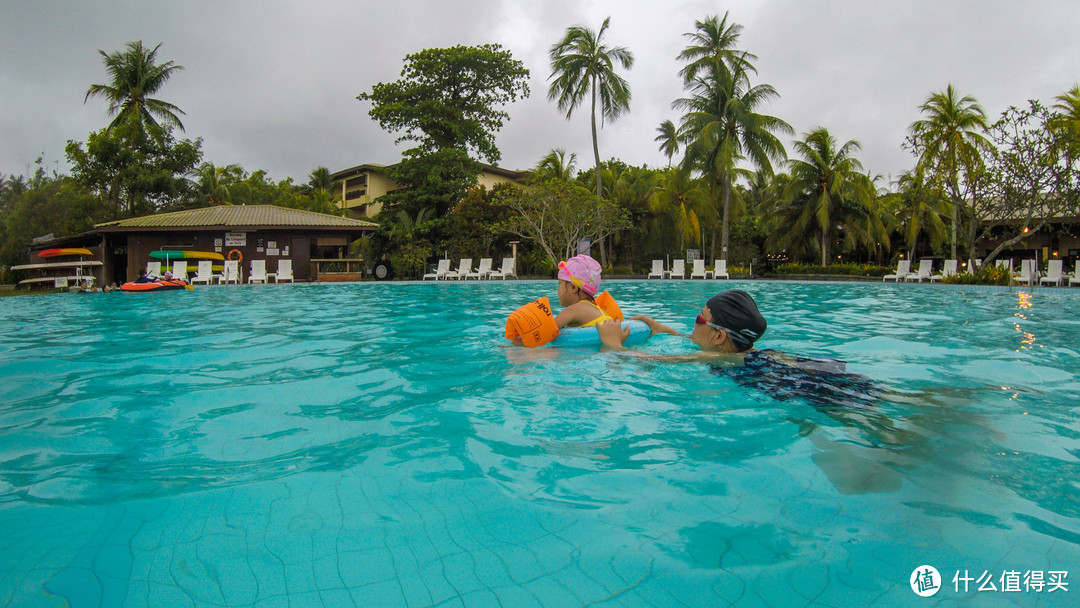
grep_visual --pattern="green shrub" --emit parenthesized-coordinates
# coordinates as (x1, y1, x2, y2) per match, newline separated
(773, 263, 893, 277)
(940, 264, 1012, 285)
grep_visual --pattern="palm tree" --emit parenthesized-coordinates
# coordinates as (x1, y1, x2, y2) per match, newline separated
(909, 85, 991, 260)
(781, 127, 877, 266)
(649, 168, 710, 252)
(655, 120, 680, 167)
(192, 162, 244, 206)
(548, 17, 634, 201)
(676, 60, 790, 262)
(534, 148, 578, 181)
(308, 167, 335, 192)
(887, 169, 948, 261)
(85, 41, 185, 133)
(677, 13, 757, 83)
(1050, 85, 1080, 165)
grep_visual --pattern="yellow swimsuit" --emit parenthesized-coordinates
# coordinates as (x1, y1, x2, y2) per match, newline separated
(579, 302, 614, 327)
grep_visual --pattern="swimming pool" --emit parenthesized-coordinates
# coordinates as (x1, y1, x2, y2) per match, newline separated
(0, 280, 1077, 607)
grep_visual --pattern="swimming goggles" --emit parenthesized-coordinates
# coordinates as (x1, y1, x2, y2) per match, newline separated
(695, 313, 750, 344)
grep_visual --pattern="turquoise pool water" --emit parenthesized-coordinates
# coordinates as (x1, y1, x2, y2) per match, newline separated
(0, 280, 1077, 607)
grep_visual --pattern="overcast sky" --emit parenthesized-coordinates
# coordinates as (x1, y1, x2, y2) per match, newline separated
(3, 0, 1079, 189)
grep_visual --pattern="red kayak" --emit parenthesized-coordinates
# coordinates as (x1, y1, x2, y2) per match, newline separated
(121, 279, 192, 292)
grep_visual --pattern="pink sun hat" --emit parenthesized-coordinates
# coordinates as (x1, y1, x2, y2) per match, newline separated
(557, 254, 602, 296)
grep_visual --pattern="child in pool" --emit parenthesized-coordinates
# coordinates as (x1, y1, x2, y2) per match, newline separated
(553, 254, 613, 329)
(504, 253, 623, 347)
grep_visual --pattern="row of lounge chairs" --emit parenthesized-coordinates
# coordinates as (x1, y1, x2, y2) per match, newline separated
(423, 257, 517, 280)
(996, 259, 1080, 286)
(146, 260, 293, 285)
(647, 259, 729, 279)
(884, 258, 1080, 285)
(882, 259, 956, 282)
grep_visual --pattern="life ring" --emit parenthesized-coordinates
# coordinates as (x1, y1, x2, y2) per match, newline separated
(553, 320, 652, 347)
(227, 249, 243, 262)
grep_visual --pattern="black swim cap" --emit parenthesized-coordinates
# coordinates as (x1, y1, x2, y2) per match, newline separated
(706, 290, 767, 346)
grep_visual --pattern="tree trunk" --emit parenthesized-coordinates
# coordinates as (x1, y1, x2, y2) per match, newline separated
(590, 76, 607, 267)
(720, 178, 731, 262)
(821, 230, 828, 267)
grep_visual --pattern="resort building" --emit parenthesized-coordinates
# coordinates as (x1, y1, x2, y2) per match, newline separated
(14, 205, 377, 287)
(330, 162, 528, 219)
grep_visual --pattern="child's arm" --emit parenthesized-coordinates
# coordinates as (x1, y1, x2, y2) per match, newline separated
(554, 301, 599, 329)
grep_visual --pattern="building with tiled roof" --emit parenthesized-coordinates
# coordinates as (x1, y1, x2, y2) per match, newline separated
(14, 205, 378, 286)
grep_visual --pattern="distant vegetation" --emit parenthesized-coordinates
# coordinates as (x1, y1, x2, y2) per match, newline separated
(4, 13, 1080, 282)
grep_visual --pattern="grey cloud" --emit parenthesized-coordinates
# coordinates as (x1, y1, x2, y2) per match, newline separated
(2, 0, 1079, 187)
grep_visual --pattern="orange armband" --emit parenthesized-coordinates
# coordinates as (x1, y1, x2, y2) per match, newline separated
(594, 290, 624, 321)
(505, 297, 560, 347)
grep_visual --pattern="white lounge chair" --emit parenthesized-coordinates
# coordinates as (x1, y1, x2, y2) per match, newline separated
(446, 258, 472, 280)
(905, 259, 933, 282)
(423, 259, 451, 281)
(689, 259, 708, 279)
(1039, 260, 1064, 286)
(883, 260, 911, 282)
(712, 259, 729, 279)
(171, 260, 189, 281)
(272, 259, 294, 283)
(466, 258, 493, 279)
(931, 259, 957, 282)
(647, 260, 665, 279)
(146, 261, 161, 278)
(190, 261, 214, 284)
(666, 259, 685, 279)
(216, 260, 240, 284)
(996, 259, 1013, 274)
(1013, 259, 1036, 284)
(1070, 261, 1080, 286)
(489, 257, 516, 280)
(248, 259, 267, 284)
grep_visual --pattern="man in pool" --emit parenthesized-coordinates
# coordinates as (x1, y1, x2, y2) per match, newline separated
(599, 289, 881, 410)
(599, 289, 766, 359)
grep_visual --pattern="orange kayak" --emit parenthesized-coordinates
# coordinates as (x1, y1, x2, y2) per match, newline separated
(121, 279, 192, 292)
(38, 248, 94, 258)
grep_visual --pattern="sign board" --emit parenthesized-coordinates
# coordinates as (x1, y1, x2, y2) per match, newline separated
(225, 232, 247, 247)
(687, 249, 701, 261)
(576, 237, 591, 255)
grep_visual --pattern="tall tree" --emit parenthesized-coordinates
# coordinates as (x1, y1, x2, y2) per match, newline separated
(548, 17, 634, 202)
(66, 122, 202, 217)
(649, 168, 709, 252)
(359, 44, 529, 165)
(534, 148, 578, 181)
(1050, 85, 1080, 165)
(908, 84, 991, 261)
(886, 169, 948, 260)
(496, 178, 628, 268)
(84, 41, 186, 133)
(192, 162, 244, 206)
(974, 100, 1079, 267)
(654, 120, 680, 167)
(307, 167, 335, 192)
(677, 13, 757, 84)
(778, 127, 879, 266)
(676, 54, 789, 262)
